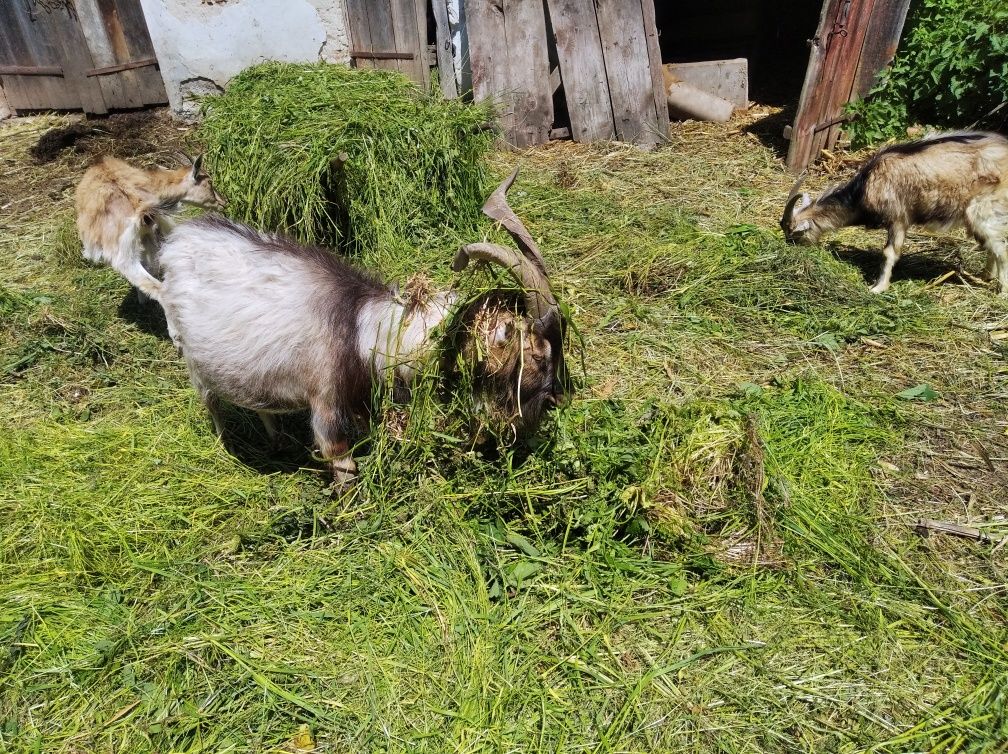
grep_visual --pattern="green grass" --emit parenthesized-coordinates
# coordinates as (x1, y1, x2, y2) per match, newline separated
(2, 114, 1008, 752)
(197, 62, 495, 257)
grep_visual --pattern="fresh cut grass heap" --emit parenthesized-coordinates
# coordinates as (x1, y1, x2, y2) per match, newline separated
(197, 62, 495, 254)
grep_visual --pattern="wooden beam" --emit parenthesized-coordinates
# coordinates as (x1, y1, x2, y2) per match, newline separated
(85, 57, 158, 77)
(0, 64, 64, 76)
(348, 50, 416, 60)
(430, 0, 458, 98)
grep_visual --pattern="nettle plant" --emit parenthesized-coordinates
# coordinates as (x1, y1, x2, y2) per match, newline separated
(846, 0, 1008, 147)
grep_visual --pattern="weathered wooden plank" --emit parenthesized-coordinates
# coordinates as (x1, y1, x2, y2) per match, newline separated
(0, 10, 33, 110)
(345, 0, 376, 70)
(367, 0, 404, 75)
(596, 0, 659, 146)
(641, 0, 669, 141)
(851, 0, 910, 99)
(0, 2, 71, 110)
(786, 0, 844, 171)
(503, 0, 552, 147)
(74, 0, 133, 111)
(411, 0, 431, 87)
(109, 0, 168, 105)
(818, 0, 877, 153)
(546, 0, 615, 142)
(389, 0, 428, 86)
(465, 0, 514, 141)
(0, 65, 64, 76)
(431, 0, 458, 98)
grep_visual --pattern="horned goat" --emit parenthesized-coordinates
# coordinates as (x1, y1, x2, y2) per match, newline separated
(780, 131, 1008, 295)
(75, 154, 226, 301)
(156, 168, 566, 482)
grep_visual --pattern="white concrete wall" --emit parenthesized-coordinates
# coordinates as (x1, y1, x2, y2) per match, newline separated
(139, 0, 350, 118)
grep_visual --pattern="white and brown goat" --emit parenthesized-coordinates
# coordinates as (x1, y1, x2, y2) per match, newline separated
(156, 168, 566, 481)
(75, 154, 226, 301)
(781, 131, 1008, 295)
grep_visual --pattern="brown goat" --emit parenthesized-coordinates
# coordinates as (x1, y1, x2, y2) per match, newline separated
(781, 131, 1008, 295)
(75, 154, 226, 301)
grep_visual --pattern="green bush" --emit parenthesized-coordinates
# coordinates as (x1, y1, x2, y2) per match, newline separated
(846, 0, 1008, 147)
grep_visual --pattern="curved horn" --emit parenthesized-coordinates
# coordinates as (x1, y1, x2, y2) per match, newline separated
(780, 171, 809, 234)
(482, 166, 548, 275)
(453, 242, 558, 328)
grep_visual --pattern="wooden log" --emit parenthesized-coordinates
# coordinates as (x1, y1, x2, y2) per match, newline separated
(663, 71, 733, 123)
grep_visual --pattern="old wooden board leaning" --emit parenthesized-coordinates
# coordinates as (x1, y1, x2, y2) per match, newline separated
(595, 0, 665, 147)
(787, 0, 910, 171)
(547, 0, 616, 142)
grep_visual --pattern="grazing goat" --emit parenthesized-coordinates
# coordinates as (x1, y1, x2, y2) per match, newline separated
(780, 131, 1008, 295)
(156, 168, 566, 482)
(75, 154, 226, 301)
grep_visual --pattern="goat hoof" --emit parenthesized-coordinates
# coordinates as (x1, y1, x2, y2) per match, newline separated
(329, 456, 357, 489)
(868, 284, 888, 295)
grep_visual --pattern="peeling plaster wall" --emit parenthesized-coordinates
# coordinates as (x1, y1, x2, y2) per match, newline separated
(139, 0, 350, 118)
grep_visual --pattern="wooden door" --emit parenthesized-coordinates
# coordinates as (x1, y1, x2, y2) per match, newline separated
(345, 0, 431, 89)
(464, 0, 667, 148)
(786, 0, 910, 172)
(0, 0, 166, 115)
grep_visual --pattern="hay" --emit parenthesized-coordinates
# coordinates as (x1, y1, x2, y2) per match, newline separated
(197, 62, 496, 254)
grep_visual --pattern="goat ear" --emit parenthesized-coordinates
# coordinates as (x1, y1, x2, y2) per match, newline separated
(794, 219, 812, 232)
(191, 153, 204, 178)
(797, 192, 813, 212)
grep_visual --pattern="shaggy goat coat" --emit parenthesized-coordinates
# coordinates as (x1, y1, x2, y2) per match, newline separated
(157, 215, 454, 475)
(781, 131, 1008, 294)
(75, 155, 225, 300)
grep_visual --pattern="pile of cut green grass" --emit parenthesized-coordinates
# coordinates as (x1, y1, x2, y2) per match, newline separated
(198, 62, 495, 255)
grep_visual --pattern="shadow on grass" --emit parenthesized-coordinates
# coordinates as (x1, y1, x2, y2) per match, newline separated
(116, 288, 171, 340)
(210, 405, 320, 475)
(742, 107, 795, 161)
(830, 242, 978, 289)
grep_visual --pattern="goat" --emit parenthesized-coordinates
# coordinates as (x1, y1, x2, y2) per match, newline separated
(780, 131, 1008, 295)
(156, 168, 566, 482)
(75, 154, 226, 301)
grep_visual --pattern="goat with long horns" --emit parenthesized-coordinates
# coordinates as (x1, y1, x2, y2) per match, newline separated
(780, 131, 1008, 295)
(156, 167, 567, 482)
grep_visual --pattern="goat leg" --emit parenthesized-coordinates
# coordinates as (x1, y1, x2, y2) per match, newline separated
(870, 225, 905, 294)
(310, 405, 358, 482)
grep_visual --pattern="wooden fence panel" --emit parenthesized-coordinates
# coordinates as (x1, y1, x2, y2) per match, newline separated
(547, 0, 616, 142)
(596, 0, 664, 147)
(466, 0, 552, 147)
(0, 2, 85, 111)
(346, 0, 429, 87)
(465, 0, 513, 139)
(0, 0, 166, 114)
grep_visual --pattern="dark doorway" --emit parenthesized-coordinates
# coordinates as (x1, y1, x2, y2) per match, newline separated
(653, 0, 822, 106)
